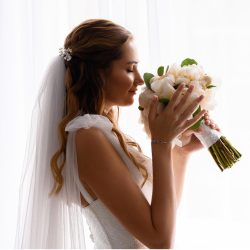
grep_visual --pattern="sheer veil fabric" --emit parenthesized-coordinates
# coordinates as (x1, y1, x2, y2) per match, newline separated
(15, 56, 87, 248)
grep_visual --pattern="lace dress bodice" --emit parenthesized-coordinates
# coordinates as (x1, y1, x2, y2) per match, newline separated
(65, 114, 152, 249)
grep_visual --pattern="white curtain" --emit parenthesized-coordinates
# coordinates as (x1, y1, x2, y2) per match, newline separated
(1, 0, 250, 248)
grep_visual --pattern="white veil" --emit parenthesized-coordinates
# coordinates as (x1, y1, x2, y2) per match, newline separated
(15, 56, 87, 248)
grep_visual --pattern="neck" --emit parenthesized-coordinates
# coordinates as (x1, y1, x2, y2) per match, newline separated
(103, 104, 113, 114)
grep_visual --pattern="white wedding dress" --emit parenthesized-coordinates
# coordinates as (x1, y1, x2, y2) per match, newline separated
(65, 114, 153, 249)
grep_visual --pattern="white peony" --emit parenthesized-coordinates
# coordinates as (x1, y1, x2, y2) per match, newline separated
(138, 87, 155, 111)
(151, 77, 176, 99)
(175, 76, 190, 85)
(167, 63, 181, 78)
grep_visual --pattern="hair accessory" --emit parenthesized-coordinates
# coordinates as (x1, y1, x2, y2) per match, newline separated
(59, 47, 72, 61)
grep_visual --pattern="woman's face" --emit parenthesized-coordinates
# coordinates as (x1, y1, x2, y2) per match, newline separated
(104, 39, 143, 109)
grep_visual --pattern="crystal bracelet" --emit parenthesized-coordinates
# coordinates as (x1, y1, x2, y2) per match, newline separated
(151, 139, 169, 144)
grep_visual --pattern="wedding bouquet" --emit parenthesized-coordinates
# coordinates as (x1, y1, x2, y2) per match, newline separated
(138, 58, 241, 171)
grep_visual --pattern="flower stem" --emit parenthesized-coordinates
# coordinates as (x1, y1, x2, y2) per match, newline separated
(208, 136, 241, 171)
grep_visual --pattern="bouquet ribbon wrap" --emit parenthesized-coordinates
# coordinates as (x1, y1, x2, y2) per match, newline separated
(194, 121, 221, 148)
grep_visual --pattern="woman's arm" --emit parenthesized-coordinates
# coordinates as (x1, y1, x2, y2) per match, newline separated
(172, 113, 221, 208)
(172, 132, 199, 208)
(172, 147, 190, 208)
(150, 142, 177, 248)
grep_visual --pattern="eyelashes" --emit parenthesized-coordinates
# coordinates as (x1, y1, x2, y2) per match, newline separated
(127, 69, 134, 73)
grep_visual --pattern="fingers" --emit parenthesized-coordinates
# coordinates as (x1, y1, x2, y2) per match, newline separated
(204, 112, 221, 131)
(167, 83, 185, 110)
(185, 109, 207, 129)
(174, 85, 194, 113)
(148, 95, 158, 122)
(214, 125, 220, 132)
(179, 94, 204, 122)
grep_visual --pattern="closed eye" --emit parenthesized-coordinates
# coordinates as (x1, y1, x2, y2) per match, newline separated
(127, 69, 134, 73)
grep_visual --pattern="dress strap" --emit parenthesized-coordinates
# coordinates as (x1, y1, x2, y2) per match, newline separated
(65, 114, 113, 133)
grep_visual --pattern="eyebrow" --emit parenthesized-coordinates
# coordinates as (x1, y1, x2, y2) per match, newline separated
(127, 60, 139, 64)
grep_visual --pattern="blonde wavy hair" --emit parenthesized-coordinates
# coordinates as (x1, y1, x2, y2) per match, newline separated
(50, 19, 149, 195)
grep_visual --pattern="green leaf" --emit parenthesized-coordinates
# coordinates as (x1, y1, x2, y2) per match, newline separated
(165, 65, 169, 74)
(190, 105, 204, 130)
(138, 106, 144, 111)
(193, 105, 201, 116)
(206, 84, 216, 89)
(157, 66, 164, 76)
(143, 73, 154, 89)
(181, 58, 198, 67)
(159, 97, 169, 105)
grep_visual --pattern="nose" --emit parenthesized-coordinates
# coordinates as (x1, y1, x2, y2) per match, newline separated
(135, 70, 144, 86)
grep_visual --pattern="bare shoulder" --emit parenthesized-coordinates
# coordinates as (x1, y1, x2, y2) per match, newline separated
(75, 127, 105, 144)
(74, 127, 159, 248)
(75, 127, 130, 182)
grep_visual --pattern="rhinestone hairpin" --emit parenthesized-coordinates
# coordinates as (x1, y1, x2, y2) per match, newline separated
(59, 47, 72, 61)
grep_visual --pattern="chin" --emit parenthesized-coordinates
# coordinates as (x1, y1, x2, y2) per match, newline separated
(118, 98, 134, 107)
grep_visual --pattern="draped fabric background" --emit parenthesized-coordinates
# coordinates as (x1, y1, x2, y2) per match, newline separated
(1, 0, 250, 248)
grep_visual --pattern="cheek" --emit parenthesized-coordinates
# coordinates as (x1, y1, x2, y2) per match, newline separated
(119, 73, 134, 89)
(109, 73, 133, 93)
(104, 70, 135, 104)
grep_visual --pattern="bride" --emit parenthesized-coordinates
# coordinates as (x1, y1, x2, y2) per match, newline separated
(15, 19, 219, 249)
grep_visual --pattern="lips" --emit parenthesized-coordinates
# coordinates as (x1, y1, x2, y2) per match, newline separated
(129, 89, 137, 94)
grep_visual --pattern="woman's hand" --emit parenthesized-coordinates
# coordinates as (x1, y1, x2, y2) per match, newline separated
(175, 111, 221, 155)
(204, 112, 220, 131)
(148, 84, 206, 146)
